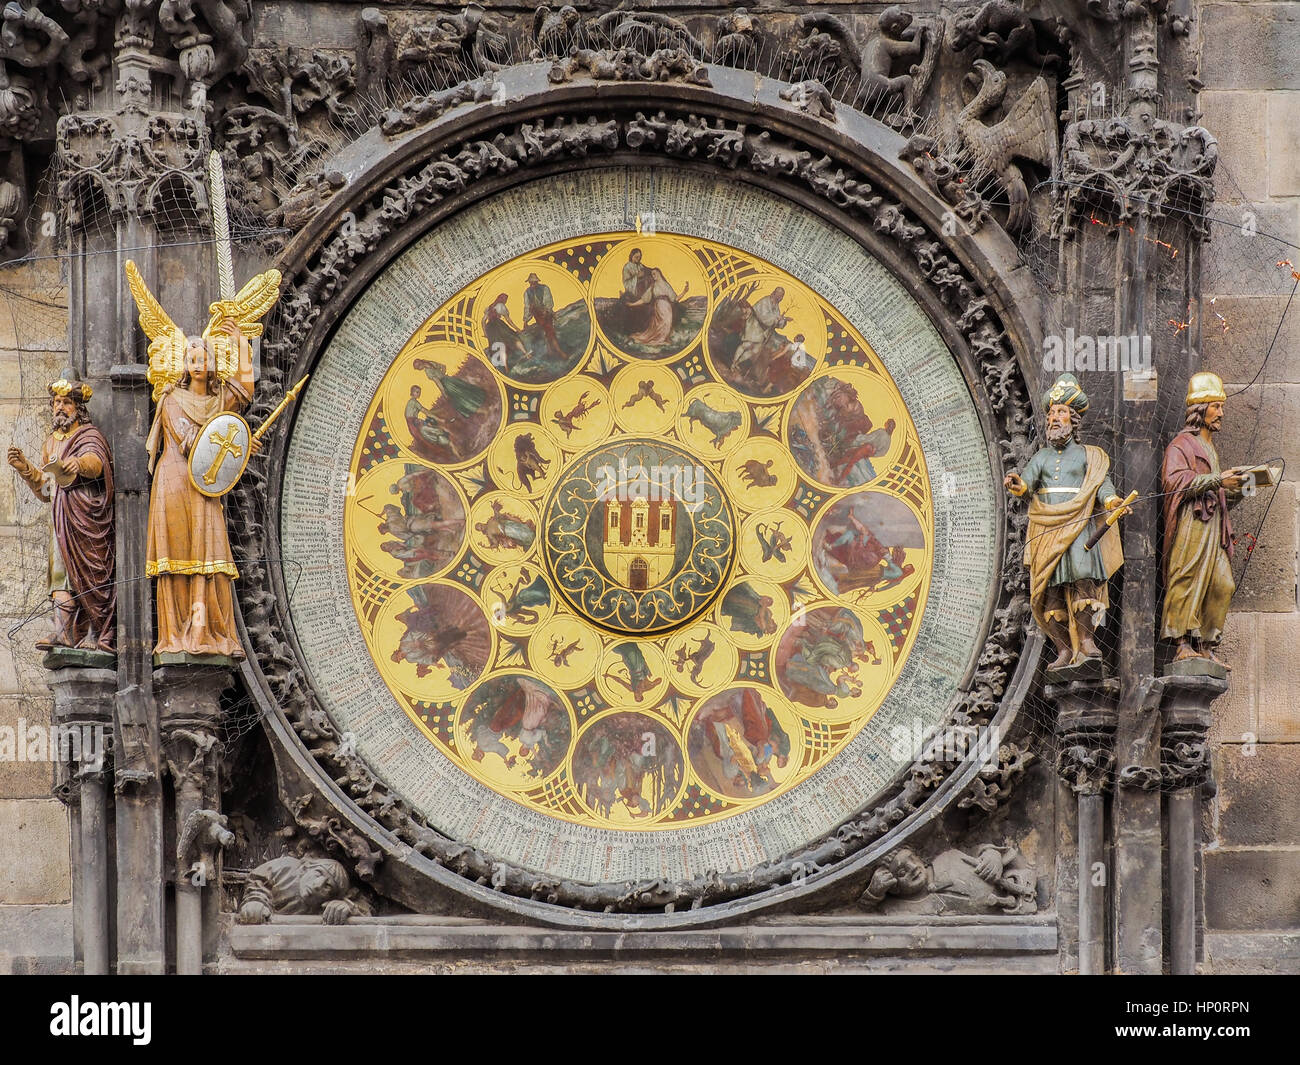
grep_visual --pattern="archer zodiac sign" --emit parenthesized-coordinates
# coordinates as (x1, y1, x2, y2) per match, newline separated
(602, 642, 659, 702)
(672, 631, 716, 686)
(622, 379, 669, 412)
(547, 634, 583, 668)
(492, 566, 551, 624)
(754, 520, 795, 564)
(551, 390, 602, 438)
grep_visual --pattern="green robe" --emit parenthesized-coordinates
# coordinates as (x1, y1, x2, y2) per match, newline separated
(420, 363, 486, 419)
(1019, 441, 1118, 585)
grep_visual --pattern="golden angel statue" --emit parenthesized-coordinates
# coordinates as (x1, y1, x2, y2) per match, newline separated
(126, 260, 281, 661)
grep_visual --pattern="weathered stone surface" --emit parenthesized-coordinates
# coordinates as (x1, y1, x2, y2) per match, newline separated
(1215, 743, 1300, 845)
(1257, 611, 1300, 740)
(1209, 611, 1255, 746)
(1213, 383, 1300, 481)
(0, 347, 69, 403)
(1199, 92, 1268, 202)
(223, 914, 1060, 974)
(0, 696, 55, 798)
(1205, 849, 1300, 930)
(0, 903, 73, 975)
(1268, 93, 1300, 199)
(1202, 201, 1300, 296)
(1231, 482, 1297, 613)
(0, 617, 47, 697)
(1204, 930, 1300, 974)
(1201, 4, 1300, 92)
(1204, 295, 1300, 388)
(0, 528, 49, 619)
(0, 798, 69, 904)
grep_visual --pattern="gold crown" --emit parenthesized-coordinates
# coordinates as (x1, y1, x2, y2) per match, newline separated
(1186, 372, 1226, 406)
(48, 378, 92, 401)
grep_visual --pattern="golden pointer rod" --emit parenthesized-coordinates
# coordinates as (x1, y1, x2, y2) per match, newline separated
(252, 374, 310, 443)
(1084, 489, 1138, 551)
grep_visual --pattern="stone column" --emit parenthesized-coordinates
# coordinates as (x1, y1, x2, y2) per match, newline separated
(156, 667, 232, 976)
(45, 666, 116, 975)
(1048, 676, 1118, 975)
(1053, 5, 1217, 974)
(1158, 672, 1224, 975)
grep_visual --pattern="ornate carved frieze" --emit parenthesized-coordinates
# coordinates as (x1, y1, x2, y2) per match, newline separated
(158, 0, 254, 111)
(219, 47, 358, 223)
(1159, 724, 1210, 790)
(1052, 104, 1218, 241)
(1058, 724, 1116, 794)
(56, 110, 208, 229)
(547, 45, 711, 87)
(957, 741, 1036, 814)
(950, 1, 1066, 68)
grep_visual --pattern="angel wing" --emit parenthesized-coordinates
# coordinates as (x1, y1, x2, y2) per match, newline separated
(204, 268, 282, 341)
(203, 268, 283, 380)
(125, 259, 187, 402)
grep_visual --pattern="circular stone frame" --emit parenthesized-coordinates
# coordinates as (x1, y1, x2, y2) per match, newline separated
(230, 63, 1045, 928)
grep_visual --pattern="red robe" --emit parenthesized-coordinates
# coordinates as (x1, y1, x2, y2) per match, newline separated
(53, 424, 116, 641)
(1162, 430, 1233, 564)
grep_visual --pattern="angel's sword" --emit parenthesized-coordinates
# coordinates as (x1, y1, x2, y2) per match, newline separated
(207, 149, 235, 302)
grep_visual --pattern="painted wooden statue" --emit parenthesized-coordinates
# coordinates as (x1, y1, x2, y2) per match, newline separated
(7, 371, 116, 654)
(1161, 372, 1254, 669)
(127, 263, 280, 660)
(1004, 373, 1131, 670)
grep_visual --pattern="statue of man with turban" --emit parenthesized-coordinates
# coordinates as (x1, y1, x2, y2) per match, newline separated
(1161, 372, 1247, 667)
(1004, 374, 1128, 670)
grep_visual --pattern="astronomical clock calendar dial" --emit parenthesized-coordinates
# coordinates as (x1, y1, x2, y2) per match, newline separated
(284, 172, 995, 884)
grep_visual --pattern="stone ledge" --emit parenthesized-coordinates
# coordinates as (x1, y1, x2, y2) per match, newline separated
(225, 914, 1058, 971)
(1203, 930, 1300, 974)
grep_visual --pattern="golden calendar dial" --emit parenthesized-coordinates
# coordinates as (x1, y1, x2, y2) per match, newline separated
(342, 231, 935, 830)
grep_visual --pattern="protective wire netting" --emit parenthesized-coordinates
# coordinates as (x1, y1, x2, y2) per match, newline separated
(1, 52, 1286, 798)
(1011, 146, 1290, 788)
(3, 155, 297, 783)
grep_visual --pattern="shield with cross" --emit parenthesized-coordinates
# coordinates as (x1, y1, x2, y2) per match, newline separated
(188, 411, 253, 498)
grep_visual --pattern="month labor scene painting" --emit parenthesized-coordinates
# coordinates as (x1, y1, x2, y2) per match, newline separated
(343, 232, 935, 829)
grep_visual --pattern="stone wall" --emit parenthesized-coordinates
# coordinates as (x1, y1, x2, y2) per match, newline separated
(1198, 1, 1300, 963)
(0, 233, 74, 970)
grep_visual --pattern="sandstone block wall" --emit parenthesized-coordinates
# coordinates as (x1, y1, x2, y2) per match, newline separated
(0, 248, 72, 967)
(1199, 0, 1300, 950)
